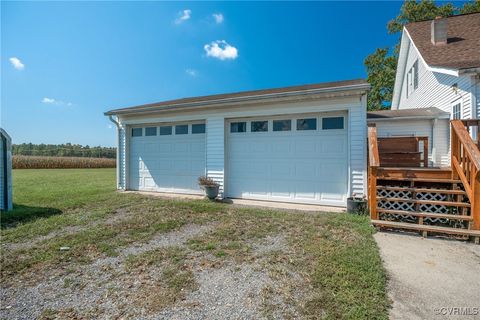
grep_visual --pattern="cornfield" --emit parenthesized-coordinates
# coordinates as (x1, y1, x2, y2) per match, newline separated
(13, 156, 116, 169)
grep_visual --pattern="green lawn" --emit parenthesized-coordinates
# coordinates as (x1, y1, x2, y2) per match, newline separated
(1, 169, 389, 319)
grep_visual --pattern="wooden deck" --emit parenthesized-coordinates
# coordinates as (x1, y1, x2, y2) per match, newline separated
(367, 120, 480, 242)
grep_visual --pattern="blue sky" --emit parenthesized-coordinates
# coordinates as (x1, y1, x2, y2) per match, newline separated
(3, 1, 409, 146)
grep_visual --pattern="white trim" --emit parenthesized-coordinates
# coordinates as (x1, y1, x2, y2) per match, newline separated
(451, 98, 464, 120)
(404, 28, 459, 77)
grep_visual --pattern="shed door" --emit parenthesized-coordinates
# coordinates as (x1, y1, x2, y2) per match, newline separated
(129, 122, 206, 194)
(226, 113, 348, 206)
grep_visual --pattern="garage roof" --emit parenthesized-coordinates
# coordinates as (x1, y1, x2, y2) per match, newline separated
(105, 79, 369, 116)
(367, 107, 450, 120)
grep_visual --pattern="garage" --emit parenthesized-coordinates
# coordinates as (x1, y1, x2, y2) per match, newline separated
(128, 121, 206, 194)
(226, 113, 348, 206)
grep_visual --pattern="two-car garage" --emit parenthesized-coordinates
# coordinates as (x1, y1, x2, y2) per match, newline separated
(127, 112, 348, 206)
(108, 79, 370, 208)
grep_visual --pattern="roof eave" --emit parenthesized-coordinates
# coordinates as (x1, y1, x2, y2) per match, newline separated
(104, 83, 370, 116)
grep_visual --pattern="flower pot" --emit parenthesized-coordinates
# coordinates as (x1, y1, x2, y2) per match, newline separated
(204, 185, 219, 200)
(347, 198, 367, 214)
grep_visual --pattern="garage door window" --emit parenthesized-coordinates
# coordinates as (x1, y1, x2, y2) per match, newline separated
(175, 125, 188, 135)
(145, 127, 157, 136)
(251, 121, 268, 132)
(192, 124, 206, 134)
(132, 128, 142, 137)
(231, 122, 246, 133)
(273, 120, 291, 131)
(160, 126, 172, 135)
(322, 117, 344, 130)
(297, 118, 317, 131)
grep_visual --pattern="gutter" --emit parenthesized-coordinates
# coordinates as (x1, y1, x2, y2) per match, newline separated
(108, 115, 121, 189)
(367, 115, 450, 122)
(104, 83, 370, 116)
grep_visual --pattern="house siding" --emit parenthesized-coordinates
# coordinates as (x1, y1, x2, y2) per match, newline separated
(206, 117, 225, 196)
(0, 131, 13, 211)
(118, 125, 127, 190)
(397, 39, 474, 119)
(349, 95, 367, 197)
(115, 94, 368, 206)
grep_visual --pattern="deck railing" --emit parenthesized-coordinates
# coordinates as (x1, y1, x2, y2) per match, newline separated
(367, 123, 380, 220)
(451, 120, 480, 230)
(461, 119, 480, 149)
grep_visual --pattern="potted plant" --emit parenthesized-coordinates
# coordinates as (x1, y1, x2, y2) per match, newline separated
(198, 176, 220, 200)
(347, 194, 367, 214)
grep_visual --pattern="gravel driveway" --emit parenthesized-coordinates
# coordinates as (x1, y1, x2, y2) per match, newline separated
(375, 232, 480, 320)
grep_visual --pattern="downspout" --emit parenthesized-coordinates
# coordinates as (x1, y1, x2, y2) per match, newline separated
(108, 115, 121, 190)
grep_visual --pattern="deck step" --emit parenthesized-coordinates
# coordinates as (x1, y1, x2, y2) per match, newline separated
(376, 186, 467, 195)
(377, 197, 471, 207)
(377, 177, 462, 183)
(371, 220, 480, 237)
(377, 209, 473, 221)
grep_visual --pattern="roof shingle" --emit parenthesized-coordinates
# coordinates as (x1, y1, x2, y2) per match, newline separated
(406, 13, 480, 70)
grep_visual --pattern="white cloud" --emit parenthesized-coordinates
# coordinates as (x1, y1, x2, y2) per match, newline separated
(204, 40, 238, 60)
(41, 97, 73, 106)
(42, 97, 56, 104)
(185, 68, 198, 77)
(9, 57, 25, 70)
(212, 13, 224, 24)
(175, 9, 191, 24)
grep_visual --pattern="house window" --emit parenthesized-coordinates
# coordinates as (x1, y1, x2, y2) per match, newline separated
(160, 126, 172, 135)
(322, 117, 344, 130)
(145, 127, 157, 136)
(230, 122, 246, 133)
(273, 120, 291, 131)
(452, 100, 462, 120)
(192, 124, 206, 134)
(297, 118, 317, 130)
(131, 128, 142, 137)
(251, 121, 268, 132)
(175, 125, 188, 135)
(407, 60, 419, 97)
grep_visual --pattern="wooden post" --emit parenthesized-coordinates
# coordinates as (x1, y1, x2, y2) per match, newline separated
(369, 167, 378, 220)
(472, 173, 480, 230)
(423, 138, 429, 168)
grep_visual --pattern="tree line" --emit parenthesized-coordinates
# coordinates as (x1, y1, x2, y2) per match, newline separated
(12, 143, 116, 159)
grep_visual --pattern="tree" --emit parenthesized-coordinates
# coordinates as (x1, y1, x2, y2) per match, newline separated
(364, 0, 479, 110)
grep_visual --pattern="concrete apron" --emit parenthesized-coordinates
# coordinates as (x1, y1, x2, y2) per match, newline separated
(121, 191, 345, 213)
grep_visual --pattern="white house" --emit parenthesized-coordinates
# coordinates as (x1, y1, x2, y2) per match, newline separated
(367, 12, 480, 168)
(392, 13, 479, 133)
(106, 79, 370, 207)
(0, 128, 13, 212)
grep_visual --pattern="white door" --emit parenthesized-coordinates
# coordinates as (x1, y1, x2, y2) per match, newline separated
(129, 122, 206, 194)
(226, 113, 348, 206)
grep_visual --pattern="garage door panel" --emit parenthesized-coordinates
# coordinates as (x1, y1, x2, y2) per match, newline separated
(129, 123, 205, 194)
(227, 113, 347, 205)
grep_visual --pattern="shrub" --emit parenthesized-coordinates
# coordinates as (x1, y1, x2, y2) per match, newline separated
(13, 155, 116, 169)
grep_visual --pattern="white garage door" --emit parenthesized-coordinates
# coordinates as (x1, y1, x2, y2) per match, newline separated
(129, 122, 206, 194)
(226, 113, 348, 206)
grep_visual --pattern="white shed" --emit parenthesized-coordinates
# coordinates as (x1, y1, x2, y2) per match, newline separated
(0, 128, 13, 211)
(106, 79, 370, 208)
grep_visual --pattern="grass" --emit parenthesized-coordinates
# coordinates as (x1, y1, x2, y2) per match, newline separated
(1, 168, 389, 319)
